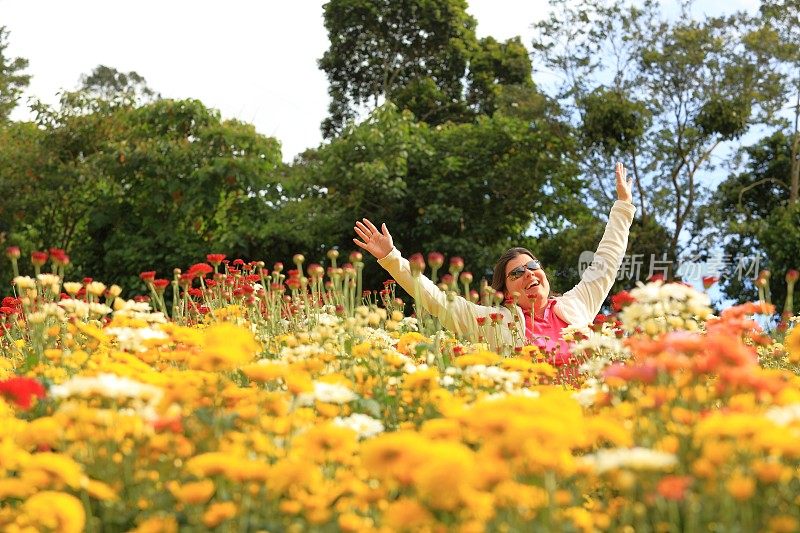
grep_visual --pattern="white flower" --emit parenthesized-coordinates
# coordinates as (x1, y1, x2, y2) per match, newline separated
(620, 281, 713, 334)
(106, 327, 169, 352)
(333, 413, 384, 439)
(88, 303, 113, 316)
(579, 447, 677, 473)
(297, 381, 357, 406)
(50, 373, 163, 403)
(58, 299, 90, 319)
(764, 404, 800, 426)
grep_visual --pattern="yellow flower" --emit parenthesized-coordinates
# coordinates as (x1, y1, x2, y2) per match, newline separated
(129, 515, 178, 533)
(361, 431, 431, 485)
(23, 453, 84, 488)
(413, 442, 476, 511)
(455, 350, 501, 367)
(17, 417, 63, 450)
(295, 423, 358, 464)
(241, 361, 287, 382)
(23, 491, 85, 533)
(190, 323, 259, 371)
(396, 332, 427, 355)
(768, 515, 799, 533)
(85, 479, 117, 501)
(352, 342, 372, 358)
(403, 368, 439, 391)
(786, 325, 800, 362)
(184, 452, 231, 477)
(726, 472, 755, 501)
(169, 479, 215, 505)
(382, 498, 434, 531)
(202, 501, 237, 528)
(0, 478, 35, 499)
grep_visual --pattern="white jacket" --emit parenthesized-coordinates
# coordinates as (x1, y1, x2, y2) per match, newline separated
(377, 200, 637, 349)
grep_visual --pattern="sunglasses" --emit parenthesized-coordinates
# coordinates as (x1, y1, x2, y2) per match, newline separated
(506, 260, 542, 280)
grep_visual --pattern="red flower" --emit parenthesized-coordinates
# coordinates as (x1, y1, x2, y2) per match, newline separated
(140, 271, 157, 282)
(152, 279, 170, 292)
(657, 476, 693, 501)
(648, 273, 665, 282)
(611, 290, 636, 312)
(0, 377, 46, 410)
(206, 254, 226, 265)
(30, 251, 48, 267)
(49, 248, 70, 266)
(232, 259, 246, 266)
(786, 269, 799, 283)
(5, 246, 20, 260)
(187, 263, 213, 278)
(383, 279, 396, 287)
(476, 316, 487, 326)
(449, 256, 464, 270)
(702, 276, 719, 290)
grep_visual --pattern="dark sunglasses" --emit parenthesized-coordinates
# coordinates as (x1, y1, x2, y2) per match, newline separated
(506, 260, 541, 280)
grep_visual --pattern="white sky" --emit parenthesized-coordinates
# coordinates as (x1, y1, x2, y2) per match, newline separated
(3, 0, 759, 162)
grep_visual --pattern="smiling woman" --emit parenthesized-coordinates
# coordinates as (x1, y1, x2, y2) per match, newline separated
(354, 163, 636, 366)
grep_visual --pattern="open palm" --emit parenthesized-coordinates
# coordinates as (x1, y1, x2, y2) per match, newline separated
(353, 218, 394, 259)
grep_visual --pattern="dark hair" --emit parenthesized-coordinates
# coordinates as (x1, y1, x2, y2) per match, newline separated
(491, 247, 538, 294)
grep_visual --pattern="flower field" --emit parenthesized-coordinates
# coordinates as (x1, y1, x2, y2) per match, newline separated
(1, 250, 800, 532)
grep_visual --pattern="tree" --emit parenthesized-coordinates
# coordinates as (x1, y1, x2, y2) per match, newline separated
(318, 0, 540, 136)
(0, 26, 30, 122)
(79, 64, 158, 104)
(752, 0, 800, 204)
(530, 0, 781, 281)
(703, 131, 795, 308)
(295, 103, 580, 289)
(0, 92, 287, 294)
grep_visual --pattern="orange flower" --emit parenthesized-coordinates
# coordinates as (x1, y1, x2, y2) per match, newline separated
(726, 472, 755, 501)
(656, 475, 693, 501)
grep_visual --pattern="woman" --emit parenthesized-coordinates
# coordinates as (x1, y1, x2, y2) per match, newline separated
(353, 163, 636, 362)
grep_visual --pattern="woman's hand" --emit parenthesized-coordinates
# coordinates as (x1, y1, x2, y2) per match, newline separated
(616, 162, 633, 203)
(353, 218, 394, 260)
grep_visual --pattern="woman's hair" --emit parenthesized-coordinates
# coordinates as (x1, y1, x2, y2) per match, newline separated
(491, 247, 538, 294)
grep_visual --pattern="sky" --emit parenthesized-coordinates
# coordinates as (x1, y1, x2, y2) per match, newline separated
(3, 0, 760, 163)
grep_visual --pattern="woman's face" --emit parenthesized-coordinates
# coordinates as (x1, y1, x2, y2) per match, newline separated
(504, 254, 549, 310)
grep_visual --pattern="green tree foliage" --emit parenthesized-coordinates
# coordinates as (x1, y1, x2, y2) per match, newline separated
(318, 0, 538, 136)
(531, 0, 782, 281)
(703, 131, 795, 308)
(0, 93, 286, 294)
(295, 103, 580, 288)
(0, 26, 30, 123)
(79, 65, 158, 104)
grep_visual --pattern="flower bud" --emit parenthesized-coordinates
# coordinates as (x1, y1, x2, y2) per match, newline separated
(786, 269, 799, 283)
(31, 251, 48, 267)
(427, 252, 444, 269)
(349, 251, 363, 263)
(6, 246, 20, 260)
(327, 249, 339, 260)
(293, 254, 305, 265)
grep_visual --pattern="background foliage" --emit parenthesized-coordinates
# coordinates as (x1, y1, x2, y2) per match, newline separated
(0, 1, 797, 310)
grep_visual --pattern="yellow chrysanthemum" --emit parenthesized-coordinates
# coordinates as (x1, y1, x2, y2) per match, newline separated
(202, 501, 237, 528)
(169, 479, 215, 505)
(23, 491, 85, 533)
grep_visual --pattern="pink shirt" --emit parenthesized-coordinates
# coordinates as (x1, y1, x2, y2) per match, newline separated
(522, 299, 573, 366)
